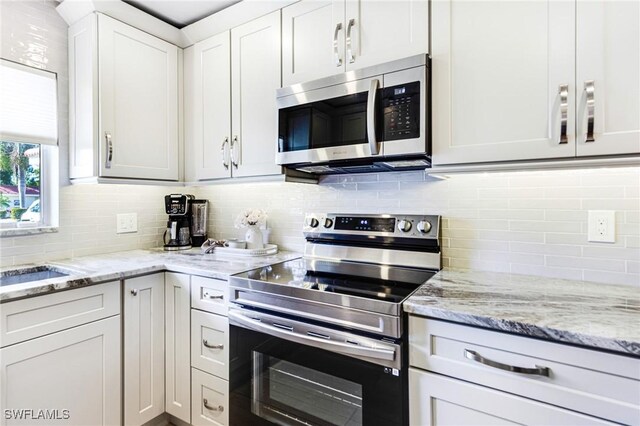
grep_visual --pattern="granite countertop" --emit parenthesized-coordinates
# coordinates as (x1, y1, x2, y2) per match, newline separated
(404, 268, 640, 356)
(0, 248, 301, 302)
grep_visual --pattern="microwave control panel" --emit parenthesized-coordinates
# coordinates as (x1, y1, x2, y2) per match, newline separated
(381, 81, 420, 141)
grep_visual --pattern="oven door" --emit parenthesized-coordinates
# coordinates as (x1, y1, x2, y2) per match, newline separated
(229, 309, 407, 426)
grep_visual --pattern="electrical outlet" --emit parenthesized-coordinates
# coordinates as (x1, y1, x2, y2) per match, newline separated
(587, 210, 615, 243)
(116, 213, 138, 234)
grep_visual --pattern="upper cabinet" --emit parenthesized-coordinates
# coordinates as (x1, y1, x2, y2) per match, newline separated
(432, 0, 640, 166)
(69, 13, 180, 181)
(576, 0, 640, 157)
(282, 0, 429, 87)
(187, 11, 282, 181)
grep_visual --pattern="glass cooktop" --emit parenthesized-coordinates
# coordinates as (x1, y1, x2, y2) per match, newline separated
(234, 258, 435, 304)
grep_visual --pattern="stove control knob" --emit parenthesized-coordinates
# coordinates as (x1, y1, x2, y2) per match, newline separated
(417, 220, 432, 234)
(306, 217, 319, 228)
(324, 218, 334, 228)
(397, 219, 412, 233)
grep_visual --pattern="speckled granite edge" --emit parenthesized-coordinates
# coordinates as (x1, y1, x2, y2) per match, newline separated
(404, 268, 640, 357)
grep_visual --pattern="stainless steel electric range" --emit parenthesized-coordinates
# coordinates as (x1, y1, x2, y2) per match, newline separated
(228, 213, 441, 426)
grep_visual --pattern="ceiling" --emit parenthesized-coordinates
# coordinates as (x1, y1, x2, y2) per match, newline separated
(124, 0, 242, 28)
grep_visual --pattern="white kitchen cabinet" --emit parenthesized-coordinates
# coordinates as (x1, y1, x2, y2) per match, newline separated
(0, 316, 121, 426)
(124, 274, 165, 425)
(432, 0, 576, 165)
(409, 369, 615, 426)
(187, 11, 281, 180)
(191, 368, 229, 426)
(68, 13, 179, 181)
(165, 273, 191, 423)
(282, 0, 428, 87)
(576, 0, 640, 156)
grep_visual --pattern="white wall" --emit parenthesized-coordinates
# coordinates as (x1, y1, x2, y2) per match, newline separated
(195, 167, 640, 287)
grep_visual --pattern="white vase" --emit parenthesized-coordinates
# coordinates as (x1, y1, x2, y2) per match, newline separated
(245, 226, 264, 250)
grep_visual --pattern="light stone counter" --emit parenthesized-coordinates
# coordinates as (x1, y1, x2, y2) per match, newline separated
(404, 268, 640, 356)
(0, 248, 301, 302)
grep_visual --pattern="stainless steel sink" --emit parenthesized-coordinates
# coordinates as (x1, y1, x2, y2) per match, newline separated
(0, 265, 76, 287)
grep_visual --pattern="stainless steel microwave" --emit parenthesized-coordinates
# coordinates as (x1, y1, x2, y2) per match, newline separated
(276, 55, 430, 175)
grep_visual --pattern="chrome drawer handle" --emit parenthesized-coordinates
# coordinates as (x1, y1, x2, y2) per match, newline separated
(464, 349, 549, 377)
(558, 84, 569, 144)
(584, 80, 595, 142)
(333, 22, 343, 67)
(203, 399, 224, 412)
(204, 292, 224, 300)
(203, 339, 224, 350)
(346, 18, 355, 64)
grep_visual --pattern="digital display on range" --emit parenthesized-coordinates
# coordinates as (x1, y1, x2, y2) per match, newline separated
(335, 216, 396, 232)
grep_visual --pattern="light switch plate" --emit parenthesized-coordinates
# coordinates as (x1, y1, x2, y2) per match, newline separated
(116, 213, 138, 234)
(587, 210, 615, 243)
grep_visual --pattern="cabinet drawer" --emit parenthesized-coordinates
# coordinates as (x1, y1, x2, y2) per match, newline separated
(191, 368, 228, 426)
(409, 317, 640, 425)
(409, 369, 615, 425)
(192, 309, 229, 380)
(191, 276, 228, 316)
(1, 282, 120, 347)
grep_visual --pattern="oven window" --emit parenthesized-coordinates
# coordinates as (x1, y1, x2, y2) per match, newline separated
(252, 352, 363, 426)
(278, 91, 370, 153)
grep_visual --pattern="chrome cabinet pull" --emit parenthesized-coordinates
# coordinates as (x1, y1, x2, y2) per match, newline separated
(464, 349, 550, 377)
(367, 79, 380, 155)
(202, 339, 224, 350)
(203, 292, 224, 300)
(584, 80, 595, 142)
(333, 22, 343, 67)
(203, 399, 224, 412)
(130, 289, 138, 296)
(346, 18, 356, 64)
(221, 137, 229, 169)
(105, 132, 113, 168)
(230, 136, 239, 169)
(558, 84, 569, 144)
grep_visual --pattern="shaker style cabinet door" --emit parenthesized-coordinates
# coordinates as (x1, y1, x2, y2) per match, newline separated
(282, 0, 346, 87)
(98, 14, 179, 180)
(0, 317, 121, 426)
(432, 0, 576, 165)
(344, 0, 428, 71)
(190, 31, 233, 180)
(576, 0, 640, 156)
(230, 11, 283, 178)
(124, 274, 165, 426)
(165, 273, 191, 423)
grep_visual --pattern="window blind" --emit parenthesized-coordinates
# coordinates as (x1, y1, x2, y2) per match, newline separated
(0, 59, 58, 146)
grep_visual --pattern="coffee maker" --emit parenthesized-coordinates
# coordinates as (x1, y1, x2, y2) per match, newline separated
(163, 194, 194, 251)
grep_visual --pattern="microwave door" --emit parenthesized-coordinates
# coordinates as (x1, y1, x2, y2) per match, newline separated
(276, 76, 383, 166)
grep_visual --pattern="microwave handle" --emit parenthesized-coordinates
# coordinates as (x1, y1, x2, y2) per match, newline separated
(367, 78, 380, 155)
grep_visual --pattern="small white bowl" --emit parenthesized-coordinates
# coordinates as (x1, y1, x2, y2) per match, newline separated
(226, 239, 246, 249)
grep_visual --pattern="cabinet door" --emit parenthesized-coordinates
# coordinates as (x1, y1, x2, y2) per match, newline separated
(576, 0, 640, 156)
(282, 0, 345, 86)
(0, 316, 121, 426)
(165, 273, 191, 423)
(191, 32, 232, 180)
(98, 14, 179, 180)
(409, 369, 615, 426)
(345, 0, 428, 71)
(231, 11, 283, 178)
(432, 1, 576, 165)
(191, 368, 229, 426)
(124, 274, 165, 425)
(191, 310, 229, 380)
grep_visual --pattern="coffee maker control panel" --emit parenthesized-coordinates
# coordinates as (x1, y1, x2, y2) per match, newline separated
(165, 194, 191, 215)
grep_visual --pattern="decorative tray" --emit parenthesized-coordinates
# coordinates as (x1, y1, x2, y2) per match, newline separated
(205, 244, 278, 257)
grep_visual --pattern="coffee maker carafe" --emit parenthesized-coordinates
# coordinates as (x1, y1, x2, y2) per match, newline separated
(164, 194, 194, 251)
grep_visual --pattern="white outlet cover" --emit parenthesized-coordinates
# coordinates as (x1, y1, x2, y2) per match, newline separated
(587, 210, 615, 243)
(116, 213, 138, 234)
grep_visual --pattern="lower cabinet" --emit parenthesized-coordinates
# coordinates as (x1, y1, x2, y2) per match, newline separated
(165, 273, 191, 423)
(124, 273, 165, 425)
(0, 316, 121, 426)
(191, 367, 229, 426)
(410, 369, 614, 425)
(191, 309, 229, 380)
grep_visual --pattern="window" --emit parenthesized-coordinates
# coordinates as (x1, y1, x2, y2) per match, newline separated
(0, 59, 58, 232)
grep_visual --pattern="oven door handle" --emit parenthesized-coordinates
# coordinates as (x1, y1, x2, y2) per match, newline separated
(228, 310, 395, 362)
